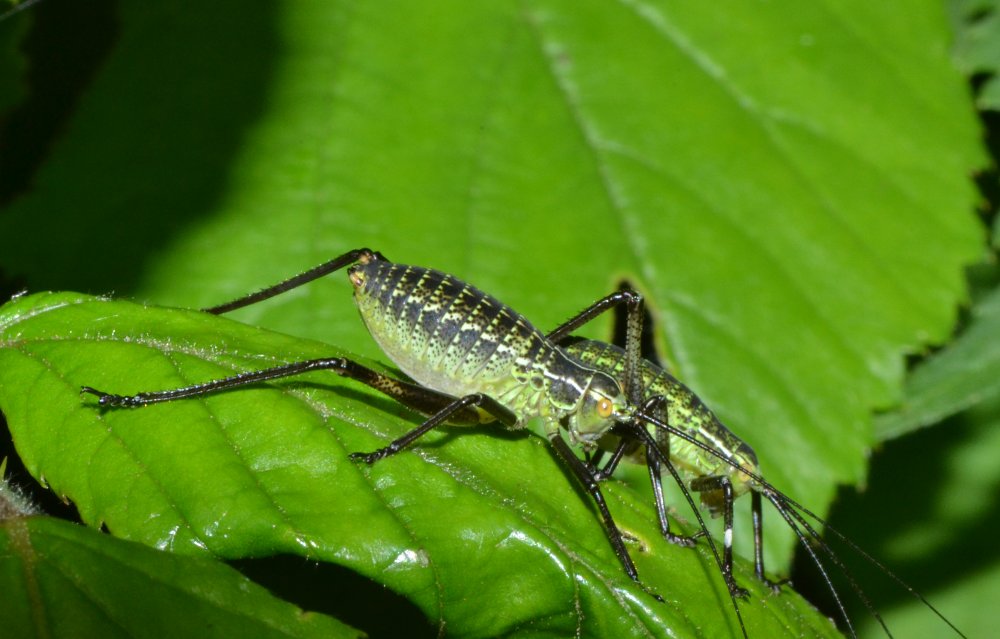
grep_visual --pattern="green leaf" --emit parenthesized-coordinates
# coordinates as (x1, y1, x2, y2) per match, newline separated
(0, 0, 984, 575)
(950, 0, 1000, 110)
(869, 398, 1000, 639)
(0, 1, 986, 636)
(0, 511, 362, 638)
(0, 291, 840, 638)
(828, 391, 1000, 639)
(875, 284, 1000, 439)
(845, 273, 1000, 638)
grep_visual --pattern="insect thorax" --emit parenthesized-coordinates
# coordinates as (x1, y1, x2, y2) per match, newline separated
(562, 339, 761, 494)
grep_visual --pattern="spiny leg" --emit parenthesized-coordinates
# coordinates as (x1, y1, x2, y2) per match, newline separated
(546, 289, 645, 405)
(588, 439, 628, 481)
(645, 447, 703, 548)
(82, 358, 368, 407)
(631, 412, 747, 638)
(547, 433, 642, 586)
(751, 490, 788, 592)
(82, 356, 481, 425)
(689, 474, 749, 599)
(82, 353, 518, 467)
(640, 396, 703, 548)
(590, 416, 702, 549)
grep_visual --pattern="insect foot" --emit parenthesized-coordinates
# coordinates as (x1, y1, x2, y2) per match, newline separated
(348, 448, 393, 465)
(763, 577, 787, 595)
(664, 530, 703, 548)
(80, 386, 137, 407)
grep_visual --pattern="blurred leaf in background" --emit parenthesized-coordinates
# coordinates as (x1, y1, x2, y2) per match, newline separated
(0, 1, 993, 638)
(951, 0, 1000, 110)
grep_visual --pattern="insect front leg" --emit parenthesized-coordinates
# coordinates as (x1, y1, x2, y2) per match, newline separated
(585, 437, 630, 481)
(584, 428, 702, 548)
(547, 431, 644, 587)
(634, 396, 705, 548)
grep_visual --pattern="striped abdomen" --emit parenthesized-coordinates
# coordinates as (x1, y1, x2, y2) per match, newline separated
(348, 255, 586, 422)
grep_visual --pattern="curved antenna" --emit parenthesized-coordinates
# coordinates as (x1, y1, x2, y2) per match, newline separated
(633, 409, 966, 639)
(766, 491, 885, 638)
(626, 422, 748, 639)
(766, 489, 964, 638)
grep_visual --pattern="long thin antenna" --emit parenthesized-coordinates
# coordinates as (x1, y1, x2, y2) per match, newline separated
(633, 424, 748, 639)
(633, 409, 965, 638)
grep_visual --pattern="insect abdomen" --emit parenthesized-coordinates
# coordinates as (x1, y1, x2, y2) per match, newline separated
(349, 258, 547, 406)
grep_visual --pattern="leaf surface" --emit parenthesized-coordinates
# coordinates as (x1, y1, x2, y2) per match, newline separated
(0, 512, 361, 639)
(0, 291, 840, 638)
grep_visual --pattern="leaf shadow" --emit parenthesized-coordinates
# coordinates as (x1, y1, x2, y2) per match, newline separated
(797, 401, 1000, 626)
(231, 555, 436, 639)
(0, 1, 283, 297)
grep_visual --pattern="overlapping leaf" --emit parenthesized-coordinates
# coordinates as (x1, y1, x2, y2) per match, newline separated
(0, 512, 361, 638)
(876, 284, 1000, 439)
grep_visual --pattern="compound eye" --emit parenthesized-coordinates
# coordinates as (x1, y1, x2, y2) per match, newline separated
(596, 397, 614, 418)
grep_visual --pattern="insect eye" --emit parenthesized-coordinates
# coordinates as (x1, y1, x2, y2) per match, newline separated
(596, 397, 613, 418)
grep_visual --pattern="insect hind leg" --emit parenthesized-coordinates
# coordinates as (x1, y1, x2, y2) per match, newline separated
(81, 354, 484, 429)
(587, 433, 703, 550)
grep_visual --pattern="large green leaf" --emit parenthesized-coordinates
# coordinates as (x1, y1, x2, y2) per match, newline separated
(0, 1, 985, 637)
(867, 394, 1000, 639)
(0, 291, 840, 638)
(838, 271, 1000, 637)
(0, 0, 983, 570)
(830, 388, 1000, 639)
(0, 511, 362, 638)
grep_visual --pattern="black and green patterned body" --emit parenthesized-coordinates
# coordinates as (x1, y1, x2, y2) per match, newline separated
(347, 252, 626, 443)
(562, 339, 760, 511)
